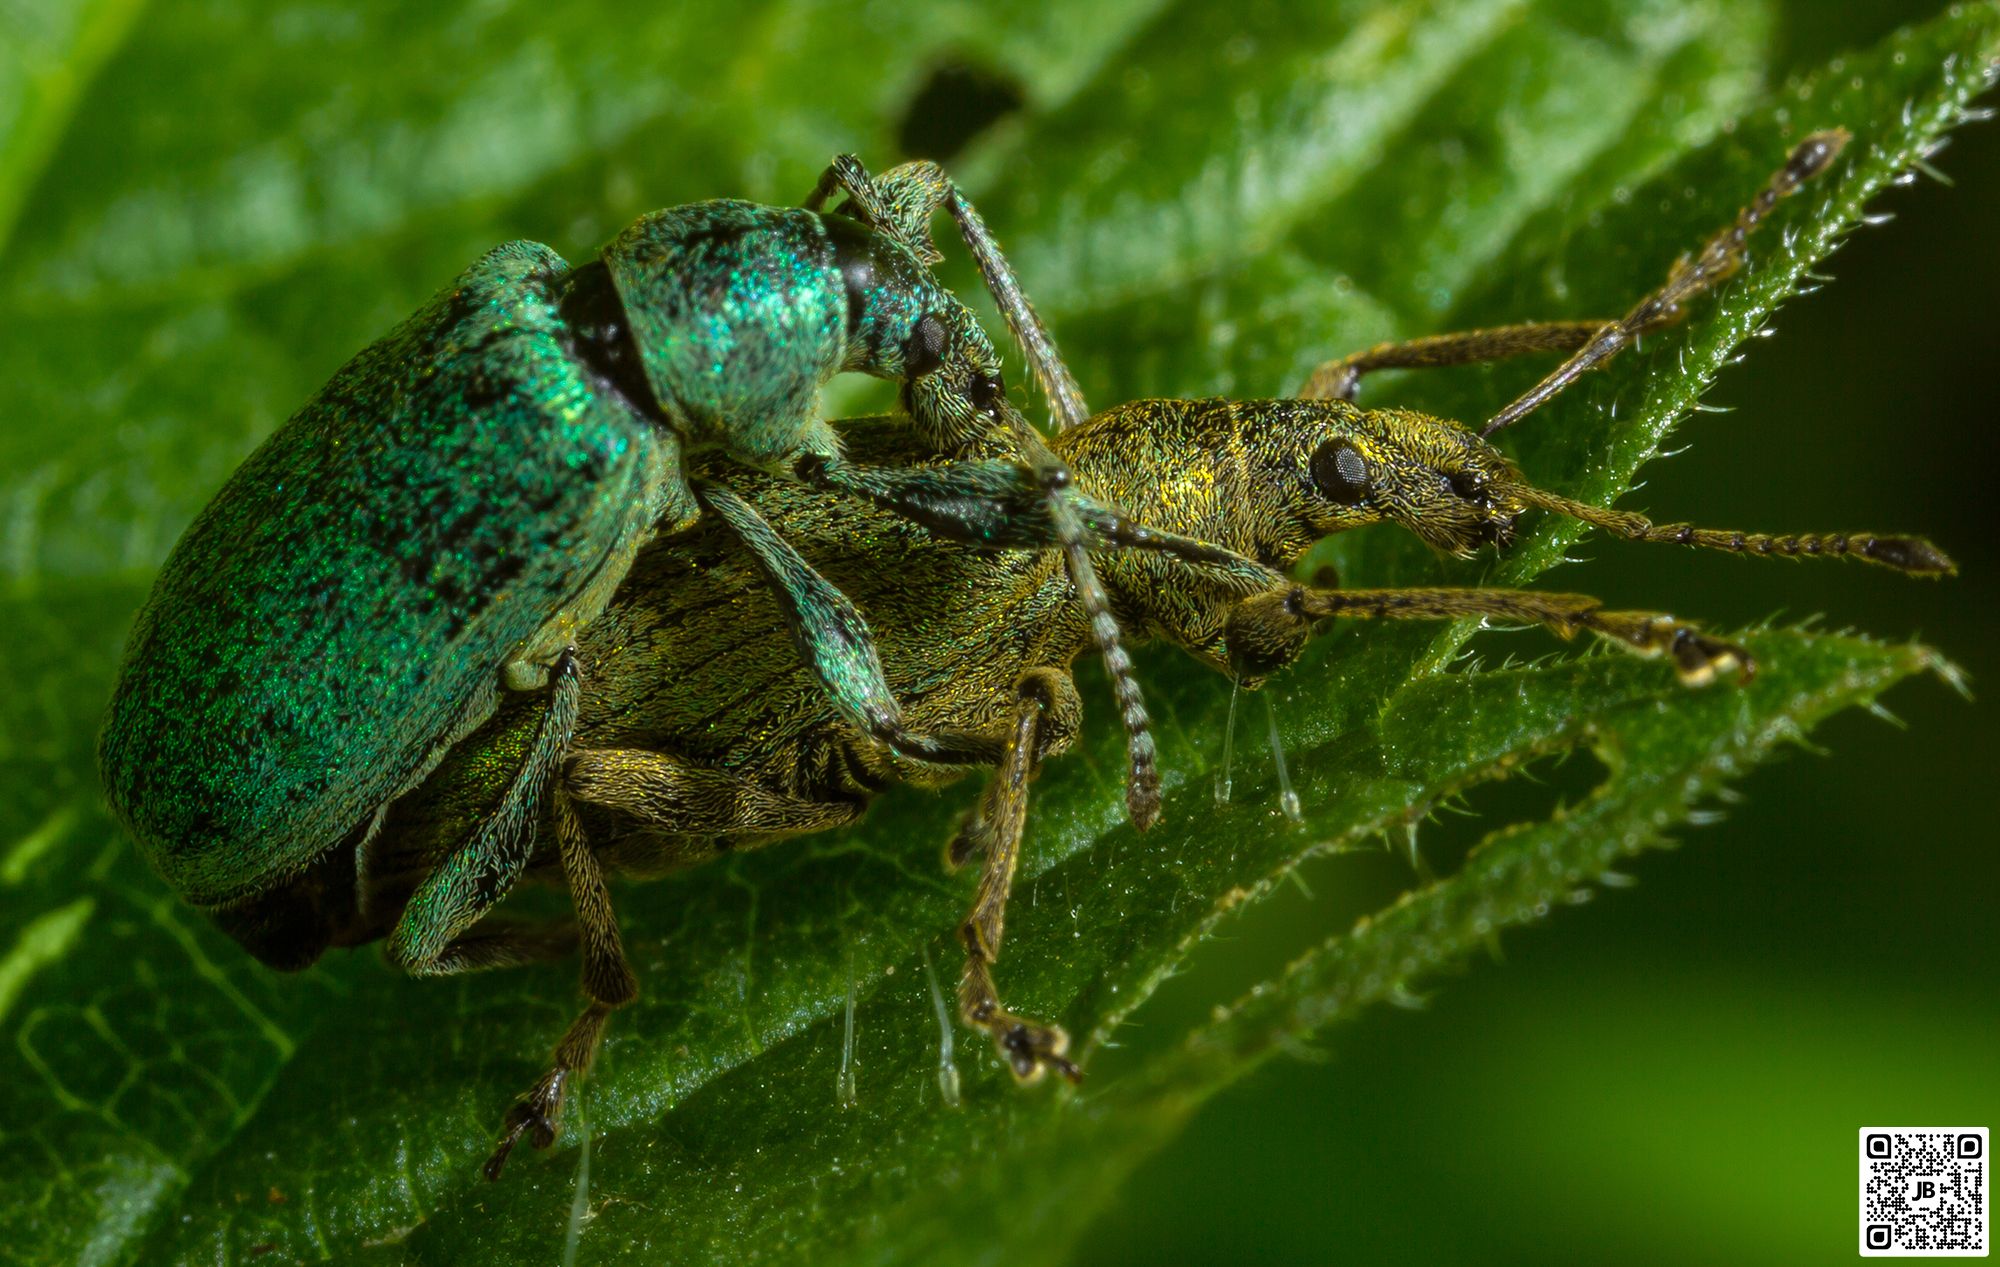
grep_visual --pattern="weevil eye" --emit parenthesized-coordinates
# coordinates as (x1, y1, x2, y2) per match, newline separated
(1311, 438, 1371, 504)
(1448, 469, 1488, 505)
(905, 312, 949, 379)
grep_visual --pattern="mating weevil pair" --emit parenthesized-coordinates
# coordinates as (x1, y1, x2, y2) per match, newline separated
(295, 132, 1950, 1175)
(98, 131, 1952, 1178)
(97, 151, 1202, 977)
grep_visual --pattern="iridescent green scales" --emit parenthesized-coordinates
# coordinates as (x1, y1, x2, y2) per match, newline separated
(94, 137, 1952, 1182)
(98, 154, 1139, 978)
(99, 241, 674, 911)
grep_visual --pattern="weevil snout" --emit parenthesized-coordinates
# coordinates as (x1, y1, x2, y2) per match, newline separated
(1443, 463, 1527, 553)
(1410, 422, 1528, 556)
(1473, 505, 1520, 551)
(1412, 467, 1525, 556)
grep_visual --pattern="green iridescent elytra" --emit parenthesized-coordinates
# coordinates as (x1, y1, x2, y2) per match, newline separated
(97, 154, 1106, 955)
(99, 133, 1955, 1181)
(98, 241, 673, 910)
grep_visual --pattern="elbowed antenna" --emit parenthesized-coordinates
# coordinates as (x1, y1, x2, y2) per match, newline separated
(928, 186, 1159, 825)
(993, 405, 1164, 830)
(814, 156, 1090, 432)
(1514, 484, 1958, 575)
(941, 187, 1091, 433)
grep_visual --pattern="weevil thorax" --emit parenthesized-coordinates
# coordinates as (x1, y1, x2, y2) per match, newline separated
(603, 201, 989, 467)
(605, 201, 845, 466)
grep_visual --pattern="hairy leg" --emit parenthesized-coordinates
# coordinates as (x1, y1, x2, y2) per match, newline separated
(1227, 583, 1751, 687)
(951, 668, 1087, 1083)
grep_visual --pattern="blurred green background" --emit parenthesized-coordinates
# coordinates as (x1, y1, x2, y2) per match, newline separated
(2, 0, 1993, 1263)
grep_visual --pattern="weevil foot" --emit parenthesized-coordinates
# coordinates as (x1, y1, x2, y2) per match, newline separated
(1580, 609, 1757, 687)
(1667, 626, 1755, 687)
(1609, 616, 1754, 687)
(993, 1014, 1083, 1085)
(482, 1070, 567, 1181)
(482, 1002, 616, 1179)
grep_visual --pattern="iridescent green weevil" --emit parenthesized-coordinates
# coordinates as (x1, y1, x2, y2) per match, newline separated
(340, 133, 1948, 1175)
(97, 154, 1192, 980)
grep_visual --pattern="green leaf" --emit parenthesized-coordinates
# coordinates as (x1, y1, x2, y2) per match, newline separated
(0, 1, 1988, 1263)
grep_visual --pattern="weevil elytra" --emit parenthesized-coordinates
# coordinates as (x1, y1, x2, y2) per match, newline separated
(96, 153, 1197, 979)
(328, 135, 1951, 1176)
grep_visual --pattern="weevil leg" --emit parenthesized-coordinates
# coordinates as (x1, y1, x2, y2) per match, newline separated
(793, 452, 1054, 547)
(805, 155, 920, 253)
(807, 155, 947, 266)
(484, 787, 635, 1180)
(421, 920, 580, 974)
(1298, 321, 1608, 402)
(797, 453, 1273, 588)
(947, 668, 1084, 868)
(951, 669, 1087, 1084)
(555, 786, 638, 1015)
(485, 1001, 614, 1181)
(1295, 133, 1849, 426)
(484, 750, 893, 1177)
(386, 649, 583, 974)
(805, 156, 1160, 828)
(698, 480, 1009, 768)
(1482, 130, 1847, 434)
(1227, 584, 1754, 688)
(562, 747, 868, 838)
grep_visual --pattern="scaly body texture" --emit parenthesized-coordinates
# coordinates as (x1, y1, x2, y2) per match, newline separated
(98, 155, 1133, 974)
(368, 370, 1947, 1174)
(109, 134, 1950, 1176)
(99, 242, 673, 915)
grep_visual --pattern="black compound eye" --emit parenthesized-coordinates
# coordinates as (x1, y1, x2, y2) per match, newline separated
(905, 312, 949, 379)
(969, 369, 1006, 416)
(1311, 438, 1371, 504)
(1448, 469, 1488, 504)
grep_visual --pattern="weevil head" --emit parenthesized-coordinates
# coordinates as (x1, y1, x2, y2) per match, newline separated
(1115, 399, 1529, 567)
(1285, 405, 1528, 557)
(821, 215, 1011, 450)
(826, 218, 988, 364)
(898, 302, 1014, 452)
(1058, 398, 1529, 577)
